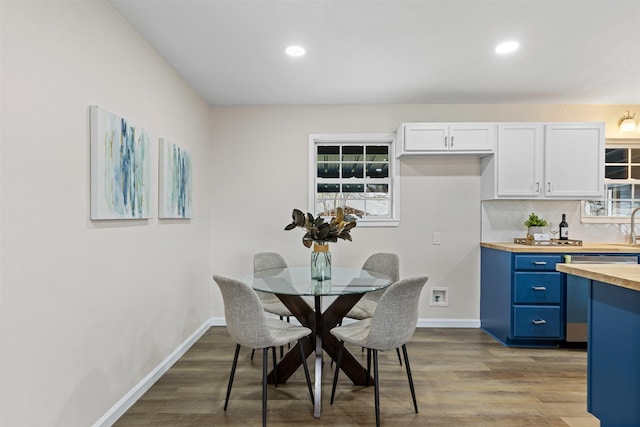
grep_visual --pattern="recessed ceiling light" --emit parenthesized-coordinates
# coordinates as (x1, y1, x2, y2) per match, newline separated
(285, 45, 306, 57)
(495, 41, 520, 54)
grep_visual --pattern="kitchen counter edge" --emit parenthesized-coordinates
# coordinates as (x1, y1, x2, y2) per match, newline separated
(556, 264, 640, 292)
(481, 242, 640, 253)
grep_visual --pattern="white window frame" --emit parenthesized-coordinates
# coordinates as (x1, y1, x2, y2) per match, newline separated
(308, 133, 400, 227)
(582, 140, 640, 224)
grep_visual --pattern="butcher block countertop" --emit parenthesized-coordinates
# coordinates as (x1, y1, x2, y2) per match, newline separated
(481, 242, 640, 253)
(556, 263, 640, 292)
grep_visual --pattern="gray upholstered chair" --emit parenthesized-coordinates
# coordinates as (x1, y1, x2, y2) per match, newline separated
(330, 275, 429, 427)
(345, 253, 400, 320)
(253, 252, 312, 360)
(213, 275, 314, 427)
(343, 253, 403, 365)
(253, 252, 293, 319)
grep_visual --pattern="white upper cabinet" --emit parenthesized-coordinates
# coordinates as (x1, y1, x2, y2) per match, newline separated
(397, 123, 496, 157)
(495, 123, 544, 197)
(481, 122, 605, 200)
(543, 123, 604, 198)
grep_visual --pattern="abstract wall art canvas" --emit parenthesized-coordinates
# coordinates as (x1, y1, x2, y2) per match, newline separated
(90, 106, 153, 219)
(159, 138, 192, 219)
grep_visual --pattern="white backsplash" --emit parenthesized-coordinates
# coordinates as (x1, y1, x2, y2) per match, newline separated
(481, 200, 629, 243)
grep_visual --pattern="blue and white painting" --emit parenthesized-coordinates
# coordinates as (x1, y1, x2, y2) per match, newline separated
(90, 106, 153, 219)
(159, 138, 192, 218)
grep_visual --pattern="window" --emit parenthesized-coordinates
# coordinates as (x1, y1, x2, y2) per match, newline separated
(309, 134, 399, 227)
(582, 143, 640, 222)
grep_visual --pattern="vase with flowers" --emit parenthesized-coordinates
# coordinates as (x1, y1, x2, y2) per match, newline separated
(284, 207, 356, 280)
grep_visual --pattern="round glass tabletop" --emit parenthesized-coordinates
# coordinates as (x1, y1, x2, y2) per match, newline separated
(245, 266, 392, 296)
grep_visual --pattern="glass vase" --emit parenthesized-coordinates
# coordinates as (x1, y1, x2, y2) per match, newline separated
(311, 243, 331, 280)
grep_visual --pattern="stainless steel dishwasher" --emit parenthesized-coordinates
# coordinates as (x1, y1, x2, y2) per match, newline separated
(565, 255, 639, 342)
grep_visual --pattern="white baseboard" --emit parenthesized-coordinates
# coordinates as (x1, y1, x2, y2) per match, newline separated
(417, 318, 481, 328)
(93, 320, 213, 427)
(95, 316, 480, 426)
(210, 317, 480, 328)
(209, 317, 226, 326)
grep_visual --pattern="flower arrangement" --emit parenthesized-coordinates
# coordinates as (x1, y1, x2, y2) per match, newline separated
(284, 207, 356, 248)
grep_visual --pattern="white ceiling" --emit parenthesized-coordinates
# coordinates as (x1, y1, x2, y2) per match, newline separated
(110, 0, 640, 106)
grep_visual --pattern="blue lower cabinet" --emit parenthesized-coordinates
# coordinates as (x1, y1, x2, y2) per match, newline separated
(588, 280, 640, 427)
(481, 247, 564, 347)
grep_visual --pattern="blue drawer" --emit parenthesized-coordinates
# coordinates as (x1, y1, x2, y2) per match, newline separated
(513, 272, 562, 304)
(514, 255, 563, 271)
(513, 306, 562, 338)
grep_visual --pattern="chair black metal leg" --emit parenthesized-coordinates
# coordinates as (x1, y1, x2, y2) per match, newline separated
(262, 347, 268, 427)
(251, 348, 255, 361)
(272, 346, 278, 387)
(298, 339, 314, 405)
(224, 343, 241, 411)
(330, 341, 344, 404)
(401, 344, 418, 413)
(396, 347, 403, 366)
(277, 317, 285, 359)
(366, 348, 372, 385)
(373, 349, 380, 427)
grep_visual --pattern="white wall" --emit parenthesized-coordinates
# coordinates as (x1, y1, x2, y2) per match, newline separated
(1, 1, 211, 426)
(208, 104, 640, 325)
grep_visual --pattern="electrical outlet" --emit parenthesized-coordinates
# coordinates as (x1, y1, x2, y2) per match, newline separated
(432, 231, 441, 245)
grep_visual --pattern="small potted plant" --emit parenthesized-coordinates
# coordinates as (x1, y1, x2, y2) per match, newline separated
(524, 212, 548, 239)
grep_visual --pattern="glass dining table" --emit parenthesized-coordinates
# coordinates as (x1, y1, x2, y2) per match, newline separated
(244, 266, 392, 418)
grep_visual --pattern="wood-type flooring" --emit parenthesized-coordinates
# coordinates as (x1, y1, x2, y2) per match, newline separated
(114, 327, 599, 427)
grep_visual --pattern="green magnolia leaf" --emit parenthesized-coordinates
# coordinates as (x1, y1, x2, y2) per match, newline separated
(339, 232, 352, 241)
(317, 224, 330, 240)
(284, 223, 296, 230)
(344, 221, 356, 231)
(292, 209, 305, 226)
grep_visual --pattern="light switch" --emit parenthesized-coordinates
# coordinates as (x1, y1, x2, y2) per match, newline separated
(433, 231, 441, 245)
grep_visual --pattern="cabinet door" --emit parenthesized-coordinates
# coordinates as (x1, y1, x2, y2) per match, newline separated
(496, 124, 544, 197)
(449, 124, 496, 152)
(403, 124, 448, 152)
(544, 123, 604, 198)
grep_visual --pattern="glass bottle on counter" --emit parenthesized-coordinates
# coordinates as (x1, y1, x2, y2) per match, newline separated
(559, 213, 569, 240)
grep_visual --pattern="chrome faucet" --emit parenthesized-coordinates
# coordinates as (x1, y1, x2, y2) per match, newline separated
(630, 207, 640, 243)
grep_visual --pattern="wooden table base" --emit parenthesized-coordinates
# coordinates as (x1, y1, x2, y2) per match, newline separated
(266, 292, 373, 417)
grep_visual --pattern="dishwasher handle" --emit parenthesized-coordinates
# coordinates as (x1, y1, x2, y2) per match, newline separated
(569, 255, 639, 264)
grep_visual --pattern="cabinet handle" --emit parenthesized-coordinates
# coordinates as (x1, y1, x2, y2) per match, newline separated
(535, 182, 540, 193)
(533, 261, 547, 265)
(444, 136, 448, 147)
(547, 182, 552, 192)
(451, 136, 454, 147)
(532, 286, 547, 291)
(532, 319, 547, 325)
